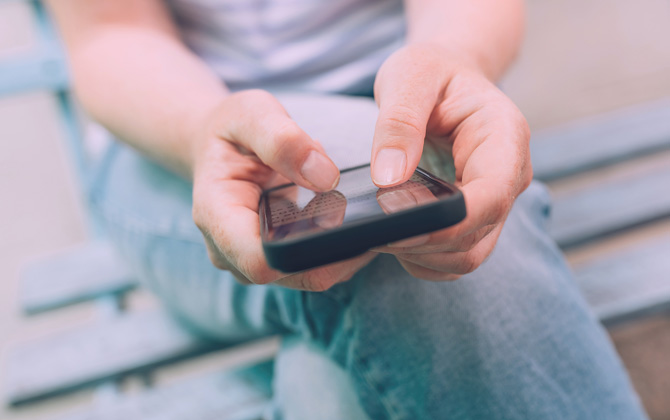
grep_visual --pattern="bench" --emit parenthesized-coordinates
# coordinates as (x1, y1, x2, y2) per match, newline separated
(2, 1, 670, 418)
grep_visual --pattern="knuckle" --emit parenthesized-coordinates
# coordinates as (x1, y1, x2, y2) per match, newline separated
(250, 268, 275, 285)
(516, 113, 531, 141)
(429, 272, 462, 282)
(239, 255, 274, 285)
(308, 267, 341, 292)
(456, 234, 479, 252)
(255, 266, 277, 285)
(191, 184, 218, 231)
(381, 107, 425, 139)
(208, 255, 229, 271)
(521, 165, 534, 191)
(191, 203, 208, 232)
(192, 206, 204, 230)
(310, 279, 332, 292)
(238, 89, 275, 106)
(403, 264, 426, 279)
(267, 121, 306, 160)
(492, 192, 513, 221)
(520, 154, 534, 191)
(399, 258, 443, 281)
(274, 120, 304, 144)
(445, 273, 462, 281)
(203, 240, 230, 270)
(299, 274, 331, 292)
(454, 253, 482, 275)
(416, 268, 461, 282)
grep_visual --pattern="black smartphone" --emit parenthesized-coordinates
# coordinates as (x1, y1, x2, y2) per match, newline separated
(259, 164, 466, 272)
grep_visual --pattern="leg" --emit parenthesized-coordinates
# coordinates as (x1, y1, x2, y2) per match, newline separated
(88, 141, 294, 341)
(284, 181, 648, 420)
(90, 137, 646, 420)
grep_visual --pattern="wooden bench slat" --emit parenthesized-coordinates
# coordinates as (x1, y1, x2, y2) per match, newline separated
(53, 363, 272, 420)
(5, 310, 227, 406)
(574, 236, 670, 327)
(531, 98, 670, 181)
(20, 241, 136, 315)
(548, 164, 670, 249)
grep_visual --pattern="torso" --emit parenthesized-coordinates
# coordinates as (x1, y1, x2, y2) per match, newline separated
(166, 0, 406, 94)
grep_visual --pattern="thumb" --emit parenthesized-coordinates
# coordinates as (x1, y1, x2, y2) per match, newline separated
(371, 51, 442, 187)
(222, 90, 340, 192)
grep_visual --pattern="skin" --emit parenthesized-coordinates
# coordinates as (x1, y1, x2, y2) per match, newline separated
(46, 0, 531, 290)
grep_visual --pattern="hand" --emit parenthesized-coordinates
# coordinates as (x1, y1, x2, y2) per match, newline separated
(370, 44, 533, 281)
(191, 89, 376, 291)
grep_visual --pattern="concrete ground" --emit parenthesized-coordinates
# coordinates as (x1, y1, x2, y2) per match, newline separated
(1, 0, 669, 419)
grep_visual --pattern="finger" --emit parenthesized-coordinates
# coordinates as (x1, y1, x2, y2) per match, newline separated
(384, 233, 431, 248)
(397, 259, 461, 282)
(193, 155, 285, 285)
(456, 177, 514, 236)
(198, 196, 283, 285)
(221, 90, 340, 192)
(377, 224, 495, 254)
(447, 107, 531, 237)
(391, 174, 512, 249)
(396, 225, 503, 275)
(197, 178, 369, 288)
(201, 232, 255, 285)
(274, 252, 377, 291)
(371, 48, 443, 187)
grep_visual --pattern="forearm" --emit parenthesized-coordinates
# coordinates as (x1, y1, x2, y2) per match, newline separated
(404, 0, 525, 80)
(71, 28, 227, 177)
(47, 2, 228, 177)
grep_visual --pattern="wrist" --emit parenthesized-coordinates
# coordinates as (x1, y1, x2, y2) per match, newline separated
(402, 42, 497, 81)
(374, 44, 488, 106)
(183, 94, 230, 179)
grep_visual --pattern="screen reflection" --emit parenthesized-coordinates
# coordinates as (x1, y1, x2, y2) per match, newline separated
(265, 167, 452, 241)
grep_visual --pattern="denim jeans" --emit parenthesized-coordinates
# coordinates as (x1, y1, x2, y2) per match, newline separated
(87, 102, 647, 420)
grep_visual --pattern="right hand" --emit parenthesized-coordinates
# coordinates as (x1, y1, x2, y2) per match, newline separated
(191, 90, 376, 291)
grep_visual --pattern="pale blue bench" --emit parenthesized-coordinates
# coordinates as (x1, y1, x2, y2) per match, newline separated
(2, 0, 670, 418)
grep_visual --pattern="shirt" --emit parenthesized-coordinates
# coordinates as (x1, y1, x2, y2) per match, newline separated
(166, 0, 406, 94)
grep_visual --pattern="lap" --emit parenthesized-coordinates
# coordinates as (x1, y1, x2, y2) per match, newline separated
(88, 113, 645, 419)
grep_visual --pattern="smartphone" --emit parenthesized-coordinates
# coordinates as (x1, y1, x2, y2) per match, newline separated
(259, 164, 466, 272)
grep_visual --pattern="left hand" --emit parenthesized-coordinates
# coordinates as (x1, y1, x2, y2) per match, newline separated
(370, 44, 533, 281)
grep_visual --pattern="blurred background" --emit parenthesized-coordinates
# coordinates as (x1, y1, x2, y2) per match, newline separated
(1, 0, 669, 419)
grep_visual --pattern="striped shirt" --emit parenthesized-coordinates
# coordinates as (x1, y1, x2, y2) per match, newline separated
(166, 0, 406, 94)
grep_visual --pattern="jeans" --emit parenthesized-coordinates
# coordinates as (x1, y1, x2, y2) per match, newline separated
(87, 107, 647, 420)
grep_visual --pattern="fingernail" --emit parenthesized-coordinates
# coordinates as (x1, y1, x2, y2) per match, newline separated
(389, 234, 430, 248)
(373, 148, 406, 186)
(301, 151, 339, 191)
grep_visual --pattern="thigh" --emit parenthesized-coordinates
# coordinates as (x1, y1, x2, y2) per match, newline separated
(88, 139, 646, 420)
(88, 141, 296, 340)
(88, 138, 377, 419)
(294, 181, 647, 420)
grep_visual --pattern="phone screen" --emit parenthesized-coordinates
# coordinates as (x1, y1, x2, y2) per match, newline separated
(262, 165, 457, 241)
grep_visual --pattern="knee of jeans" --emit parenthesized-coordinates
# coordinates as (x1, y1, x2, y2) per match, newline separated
(317, 203, 592, 359)
(272, 336, 372, 420)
